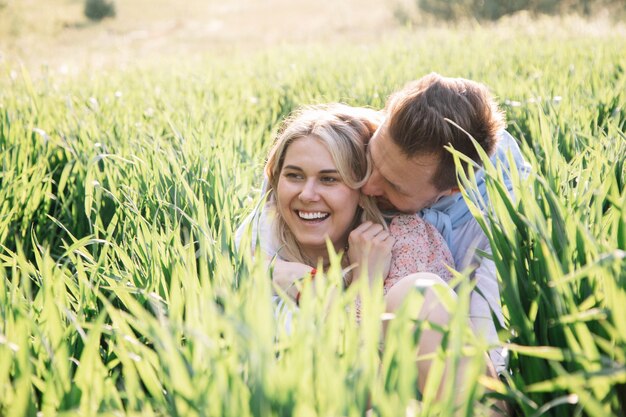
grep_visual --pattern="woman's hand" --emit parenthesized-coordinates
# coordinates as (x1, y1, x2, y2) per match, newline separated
(271, 258, 315, 299)
(347, 221, 394, 285)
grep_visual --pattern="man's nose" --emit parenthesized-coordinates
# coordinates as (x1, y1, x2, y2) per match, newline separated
(363, 170, 383, 196)
(299, 179, 320, 202)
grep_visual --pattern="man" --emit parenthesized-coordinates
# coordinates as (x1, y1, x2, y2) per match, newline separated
(362, 73, 531, 373)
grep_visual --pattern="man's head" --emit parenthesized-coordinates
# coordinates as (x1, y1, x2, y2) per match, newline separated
(363, 72, 505, 213)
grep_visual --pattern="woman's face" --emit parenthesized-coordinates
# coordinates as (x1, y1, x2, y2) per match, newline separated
(276, 135, 360, 257)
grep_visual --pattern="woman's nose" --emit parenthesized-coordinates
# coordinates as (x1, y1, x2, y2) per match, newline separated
(298, 179, 320, 202)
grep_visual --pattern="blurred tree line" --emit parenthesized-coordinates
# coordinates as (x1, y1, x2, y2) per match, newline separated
(415, 0, 625, 21)
(84, 0, 115, 21)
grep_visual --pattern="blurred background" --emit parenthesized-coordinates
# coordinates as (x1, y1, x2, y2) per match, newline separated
(1, 0, 624, 73)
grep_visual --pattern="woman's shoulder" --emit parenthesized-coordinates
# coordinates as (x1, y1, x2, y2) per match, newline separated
(386, 213, 455, 283)
(389, 213, 449, 248)
(389, 213, 432, 234)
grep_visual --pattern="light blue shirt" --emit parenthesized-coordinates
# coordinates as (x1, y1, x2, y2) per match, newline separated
(421, 130, 531, 251)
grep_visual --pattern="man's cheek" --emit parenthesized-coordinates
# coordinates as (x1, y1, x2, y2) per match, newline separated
(375, 198, 396, 211)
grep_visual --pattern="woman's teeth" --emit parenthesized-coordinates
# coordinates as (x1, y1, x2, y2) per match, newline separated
(298, 211, 329, 220)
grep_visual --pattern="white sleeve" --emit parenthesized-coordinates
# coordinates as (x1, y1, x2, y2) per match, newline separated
(235, 203, 281, 258)
(453, 219, 507, 374)
(470, 249, 508, 373)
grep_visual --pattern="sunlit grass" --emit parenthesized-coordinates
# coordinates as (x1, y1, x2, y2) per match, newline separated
(0, 24, 625, 416)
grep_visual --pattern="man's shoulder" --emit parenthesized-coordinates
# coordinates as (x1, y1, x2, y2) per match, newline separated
(494, 129, 532, 176)
(450, 215, 492, 270)
(452, 214, 490, 252)
(452, 215, 489, 246)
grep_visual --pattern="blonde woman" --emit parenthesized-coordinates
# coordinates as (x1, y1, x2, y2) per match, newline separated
(239, 104, 470, 399)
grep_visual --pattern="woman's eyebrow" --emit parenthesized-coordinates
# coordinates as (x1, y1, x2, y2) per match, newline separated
(282, 165, 303, 171)
(283, 165, 338, 174)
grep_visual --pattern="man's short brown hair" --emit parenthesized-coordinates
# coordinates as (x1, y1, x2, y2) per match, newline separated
(385, 73, 505, 191)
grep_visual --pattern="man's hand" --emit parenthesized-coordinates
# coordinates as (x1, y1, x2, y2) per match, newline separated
(348, 221, 394, 285)
(271, 258, 316, 299)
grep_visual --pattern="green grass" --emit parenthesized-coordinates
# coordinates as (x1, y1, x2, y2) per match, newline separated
(0, 23, 625, 416)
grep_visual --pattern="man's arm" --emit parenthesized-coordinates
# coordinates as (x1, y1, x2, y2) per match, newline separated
(453, 219, 507, 375)
(471, 255, 508, 374)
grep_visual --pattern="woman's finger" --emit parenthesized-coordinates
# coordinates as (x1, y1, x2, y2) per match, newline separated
(349, 221, 373, 240)
(360, 223, 384, 240)
(371, 231, 389, 243)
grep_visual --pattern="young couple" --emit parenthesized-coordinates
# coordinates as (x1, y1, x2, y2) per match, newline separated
(239, 72, 530, 407)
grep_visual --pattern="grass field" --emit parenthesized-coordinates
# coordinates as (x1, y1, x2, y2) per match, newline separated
(1, 11, 626, 417)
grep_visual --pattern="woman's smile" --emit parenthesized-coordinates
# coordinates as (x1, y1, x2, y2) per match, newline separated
(296, 210, 330, 221)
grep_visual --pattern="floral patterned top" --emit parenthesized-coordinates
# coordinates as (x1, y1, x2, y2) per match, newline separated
(353, 214, 454, 320)
(383, 214, 454, 293)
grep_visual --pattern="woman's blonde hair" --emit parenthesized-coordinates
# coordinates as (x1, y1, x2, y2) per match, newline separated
(264, 103, 386, 265)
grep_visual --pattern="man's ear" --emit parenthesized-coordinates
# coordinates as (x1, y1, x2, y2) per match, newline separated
(439, 186, 460, 198)
(434, 187, 459, 204)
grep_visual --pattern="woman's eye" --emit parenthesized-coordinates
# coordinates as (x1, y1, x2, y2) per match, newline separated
(284, 172, 302, 180)
(321, 176, 338, 183)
